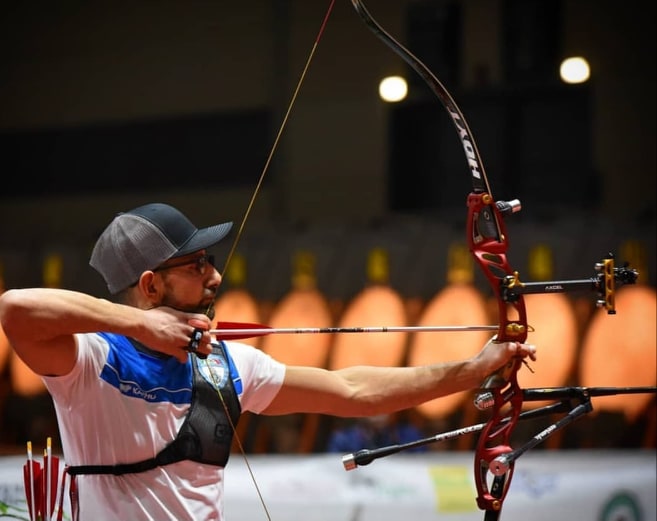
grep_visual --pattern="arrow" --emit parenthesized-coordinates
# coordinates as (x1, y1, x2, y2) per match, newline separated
(210, 321, 499, 340)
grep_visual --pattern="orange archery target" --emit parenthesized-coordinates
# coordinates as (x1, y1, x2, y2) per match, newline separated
(213, 288, 263, 348)
(579, 285, 657, 420)
(260, 288, 333, 368)
(257, 288, 334, 453)
(407, 284, 491, 419)
(0, 322, 9, 375)
(212, 287, 263, 452)
(516, 293, 578, 407)
(329, 285, 408, 370)
(2, 316, 46, 397)
(9, 354, 47, 397)
(4, 255, 59, 397)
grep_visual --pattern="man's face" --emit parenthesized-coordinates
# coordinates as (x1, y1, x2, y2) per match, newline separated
(154, 250, 221, 315)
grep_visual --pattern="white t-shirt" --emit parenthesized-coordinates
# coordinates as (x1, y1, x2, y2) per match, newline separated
(43, 332, 285, 521)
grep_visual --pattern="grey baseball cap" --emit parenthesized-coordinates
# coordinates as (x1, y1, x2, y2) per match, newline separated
(90, 203, 233, 294)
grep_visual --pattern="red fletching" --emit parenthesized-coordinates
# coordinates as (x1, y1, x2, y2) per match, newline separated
(211, 321, 273, 340)
(23, 459, 42, 521)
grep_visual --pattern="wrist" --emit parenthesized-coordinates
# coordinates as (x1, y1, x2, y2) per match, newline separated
(468, 355, 489, 384)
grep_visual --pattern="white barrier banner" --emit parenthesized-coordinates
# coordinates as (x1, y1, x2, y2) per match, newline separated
(0, 450, 655, 521)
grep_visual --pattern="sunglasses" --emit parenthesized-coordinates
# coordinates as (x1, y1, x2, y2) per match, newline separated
(154, 254, 215, 276)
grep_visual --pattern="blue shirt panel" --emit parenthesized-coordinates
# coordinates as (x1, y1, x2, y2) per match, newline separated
(97, 334, 244, 405)
(98, 332, 193, 405)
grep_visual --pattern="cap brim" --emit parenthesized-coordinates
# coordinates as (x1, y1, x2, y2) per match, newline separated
(175, 222, 233, 257)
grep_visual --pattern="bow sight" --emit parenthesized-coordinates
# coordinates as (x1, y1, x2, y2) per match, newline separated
(500, 253, 639, 313)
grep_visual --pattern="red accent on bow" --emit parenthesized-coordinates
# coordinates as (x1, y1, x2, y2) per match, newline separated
(467, 194, 527, 517)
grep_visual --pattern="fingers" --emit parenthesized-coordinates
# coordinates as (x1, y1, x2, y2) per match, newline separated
(484, 336, 536, 361)
(186, 316, 213, 359)
(527, 344, 537, 361)
(140, 308, 215, 362)
(184, 330, 211, 359)
(188, 316, 210, 330)
(174, 349, 189, 364)
(510, 341, 537, 361)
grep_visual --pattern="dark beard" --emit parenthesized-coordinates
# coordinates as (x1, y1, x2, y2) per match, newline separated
(160, 295, 214, 319)
(188, 304, 215, 318)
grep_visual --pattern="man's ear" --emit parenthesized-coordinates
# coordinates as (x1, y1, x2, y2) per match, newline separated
(136, 271, 160, 299)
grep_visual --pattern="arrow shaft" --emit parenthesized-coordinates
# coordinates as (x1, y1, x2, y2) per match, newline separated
(210, 325, 498, 336)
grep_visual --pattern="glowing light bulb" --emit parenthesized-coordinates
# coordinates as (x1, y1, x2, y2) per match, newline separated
(378, 76, 408, 102)
(559, 56, 591, 84)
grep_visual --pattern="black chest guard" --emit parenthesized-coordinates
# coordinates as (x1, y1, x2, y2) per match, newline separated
(68, 340, 241, 476)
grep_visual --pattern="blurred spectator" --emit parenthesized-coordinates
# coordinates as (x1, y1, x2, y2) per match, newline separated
(326, 414, 427, 453)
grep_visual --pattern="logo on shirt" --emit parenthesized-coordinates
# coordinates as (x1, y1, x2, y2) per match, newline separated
(118, 382, 157, 401)
(197, 354, 228, 390)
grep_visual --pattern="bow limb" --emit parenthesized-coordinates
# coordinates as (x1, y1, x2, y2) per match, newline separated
(350, 2, 526, 518)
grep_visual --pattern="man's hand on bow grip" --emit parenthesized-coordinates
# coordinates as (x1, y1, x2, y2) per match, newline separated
(474, 335, 537, 381)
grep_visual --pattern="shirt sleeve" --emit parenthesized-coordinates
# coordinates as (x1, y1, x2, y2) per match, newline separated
(223, 341, 286, 414)
(42, 333, 109, 407)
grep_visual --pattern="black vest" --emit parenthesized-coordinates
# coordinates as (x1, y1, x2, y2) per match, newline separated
(68, 340, 241, 476)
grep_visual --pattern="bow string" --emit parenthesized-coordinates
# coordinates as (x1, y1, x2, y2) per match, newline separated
(201, 3, 337, 520)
